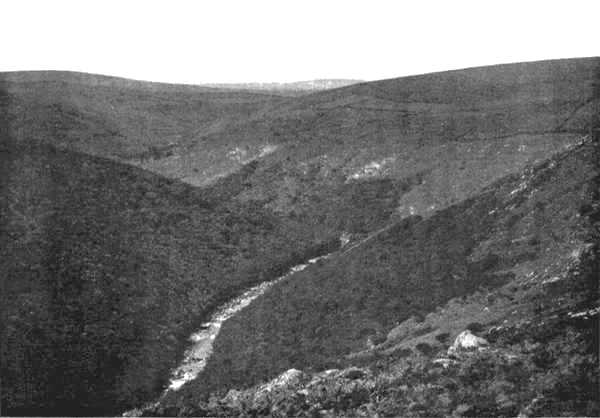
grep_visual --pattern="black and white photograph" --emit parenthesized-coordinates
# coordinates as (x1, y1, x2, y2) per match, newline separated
(1, 1, 599, 416)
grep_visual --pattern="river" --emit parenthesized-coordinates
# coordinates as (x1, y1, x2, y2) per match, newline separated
(123, 252, 334, 416)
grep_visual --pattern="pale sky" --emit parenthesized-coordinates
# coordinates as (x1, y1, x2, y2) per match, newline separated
(2, 0, 598, 84)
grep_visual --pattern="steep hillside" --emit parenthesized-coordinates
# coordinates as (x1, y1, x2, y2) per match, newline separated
(0, 142, 335, 415)
(3, 59, 597, 195)
(155, 139, 598, 417)
(0, 71, 286, 161)
(6, 60, 595, 246)
(2, 61, 597, 241)
(190, 58, 598, 232)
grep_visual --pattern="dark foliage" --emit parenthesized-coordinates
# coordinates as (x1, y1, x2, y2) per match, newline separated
(0, 143, 334, 415)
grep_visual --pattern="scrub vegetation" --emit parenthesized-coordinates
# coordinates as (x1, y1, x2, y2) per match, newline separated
(1, 58, 598, 416)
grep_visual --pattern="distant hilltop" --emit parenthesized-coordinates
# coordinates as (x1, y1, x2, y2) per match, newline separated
(201, 79, 363, 92)
(0, 71, 362, 94)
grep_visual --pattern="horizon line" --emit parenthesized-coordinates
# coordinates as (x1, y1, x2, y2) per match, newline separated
(1, 55, 598, 88)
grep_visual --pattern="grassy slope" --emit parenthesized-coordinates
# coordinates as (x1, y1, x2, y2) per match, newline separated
(122, 58, 599, 247)
(2, 61, 597, 241)
(223, 58, 599, 231)
(3, 59, 598, 191)
(0, 70, 289, 182)
(166, 140, 598, 412)
(137, 58, 598, 244)
(0, 142, 336, 415)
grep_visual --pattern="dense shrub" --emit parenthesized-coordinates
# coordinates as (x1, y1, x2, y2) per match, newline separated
(0, 144, 335, 415)
(466, 322, 485, 333)
(415, 343, 434, 356)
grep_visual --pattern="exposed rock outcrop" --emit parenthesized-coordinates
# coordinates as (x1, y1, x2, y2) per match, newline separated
(257, 368, 307, 395)
(447, 330, 489, 357)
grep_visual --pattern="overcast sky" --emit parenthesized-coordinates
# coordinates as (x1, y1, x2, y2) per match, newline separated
(2, 0, 598, 84)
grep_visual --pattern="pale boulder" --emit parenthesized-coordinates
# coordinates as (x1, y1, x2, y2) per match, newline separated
(447, 330, 489, 356)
